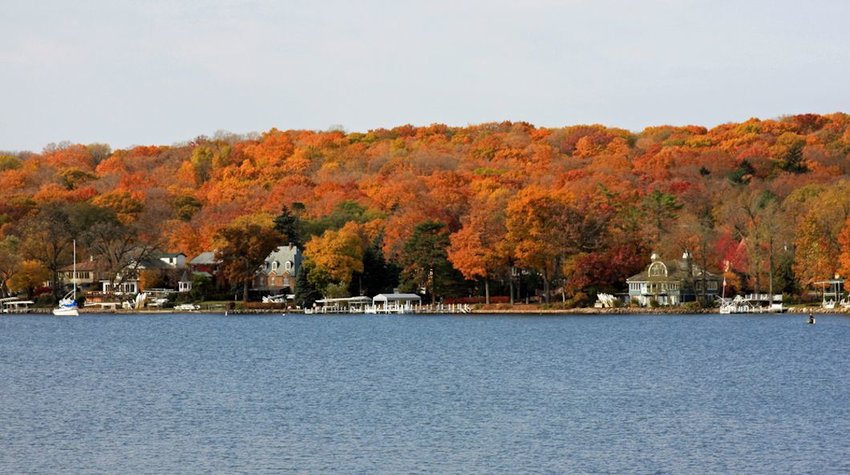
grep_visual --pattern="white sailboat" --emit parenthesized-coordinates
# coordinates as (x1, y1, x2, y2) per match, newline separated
(53, 240, 79, 316)
(718, 260, 732, 314)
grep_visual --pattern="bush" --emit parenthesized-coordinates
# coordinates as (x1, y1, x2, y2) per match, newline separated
(565, 292, 589, 308)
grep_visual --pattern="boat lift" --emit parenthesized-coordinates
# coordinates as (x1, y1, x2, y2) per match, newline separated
(1, 297, 35, 314)
(815, 277, 846, 309)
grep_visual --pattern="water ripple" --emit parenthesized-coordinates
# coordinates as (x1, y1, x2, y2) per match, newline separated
(1, 313, 848, 473)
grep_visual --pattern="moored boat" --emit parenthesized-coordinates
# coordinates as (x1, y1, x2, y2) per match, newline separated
(53, 240, 79, 316)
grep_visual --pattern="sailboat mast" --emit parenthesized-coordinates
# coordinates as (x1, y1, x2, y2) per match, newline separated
(73, 239, 77, 298)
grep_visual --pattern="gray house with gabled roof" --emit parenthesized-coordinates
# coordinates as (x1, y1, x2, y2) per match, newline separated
(253, 244, 302, 293)
(626, 252, 721, 306)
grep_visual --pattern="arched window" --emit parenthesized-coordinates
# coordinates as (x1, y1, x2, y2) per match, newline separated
(648, 262, 667, 277)
(272, 261, 279, 271)
(284, 261, 292, 271)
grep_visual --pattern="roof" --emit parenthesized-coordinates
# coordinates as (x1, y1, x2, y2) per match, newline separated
(316, 296, 372, 304)
(626, 256, 719, 283)
(189, 251, 220, 265)
(373, 293, 422, 302)
(258, 245, 302, 276)
(138, 257, 173, 269)
(160, 252, 186, 258)
(59, 259, 100, 272)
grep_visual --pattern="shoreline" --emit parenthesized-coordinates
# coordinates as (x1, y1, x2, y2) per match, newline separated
(13, 305, 850, 316)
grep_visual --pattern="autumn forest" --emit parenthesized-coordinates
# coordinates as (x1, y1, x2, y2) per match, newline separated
(3, 113, 850, 306)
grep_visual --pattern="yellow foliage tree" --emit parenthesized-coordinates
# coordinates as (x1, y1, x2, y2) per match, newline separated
(304, 222, 365, 293)
(9, 259, 50, 299)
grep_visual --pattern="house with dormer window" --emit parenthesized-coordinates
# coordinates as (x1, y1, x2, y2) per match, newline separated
(252, 244, 302, 293)
(626, 252, 721, 306)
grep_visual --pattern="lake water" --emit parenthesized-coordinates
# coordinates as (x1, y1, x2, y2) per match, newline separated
(1, 313, 848, 473)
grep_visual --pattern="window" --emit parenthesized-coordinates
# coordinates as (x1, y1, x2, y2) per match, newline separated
(272, 261, 279, 271)
(284, 261, 292, 271)
(648, 262, 667, 277)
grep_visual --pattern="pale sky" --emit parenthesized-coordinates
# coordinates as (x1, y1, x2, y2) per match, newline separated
(2, 0, 849, 152)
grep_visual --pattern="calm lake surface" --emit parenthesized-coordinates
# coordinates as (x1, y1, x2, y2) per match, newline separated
(1, 313, 848, 473)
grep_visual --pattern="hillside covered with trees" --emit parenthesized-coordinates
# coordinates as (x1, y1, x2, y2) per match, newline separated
(3, 113, 850, 306)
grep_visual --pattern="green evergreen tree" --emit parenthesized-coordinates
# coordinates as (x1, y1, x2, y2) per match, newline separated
(294, 261, 321, 309)
(641, 190, 683, 243)
(273, 205, 303, 248)
(728, 159, 756, 184)
(348, 237, 399, 296)
(399, 221, 466, 303)
(779, 141, 807, 174)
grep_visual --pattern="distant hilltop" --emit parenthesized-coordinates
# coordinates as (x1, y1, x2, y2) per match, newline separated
(2, 113, 850, 309)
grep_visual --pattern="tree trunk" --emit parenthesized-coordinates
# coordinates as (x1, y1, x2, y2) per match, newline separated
(51, 274, 58, 300)
(428, 266, 435, 305)
(52, 272, 60, 301)
(509, 274, 515, 305)
(484, 277, 490, 305)
(768, 239, 775, 305)
(753, 261, 760, 300)
(543, 273, 550, 304)
(561, 281, 566, 303)
(242, 280, 249, 302)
